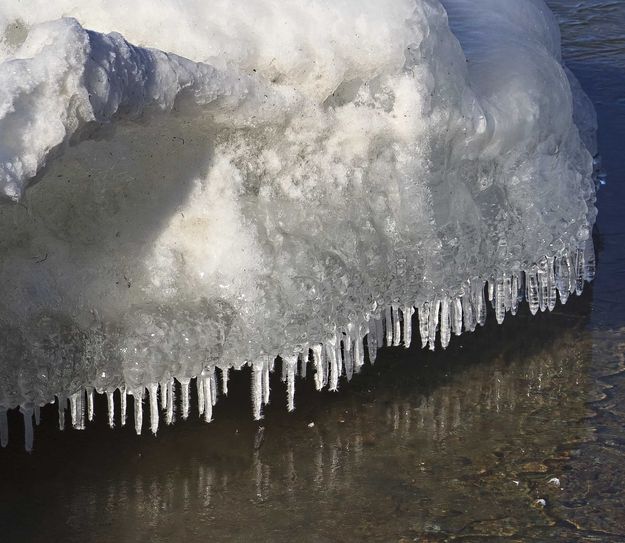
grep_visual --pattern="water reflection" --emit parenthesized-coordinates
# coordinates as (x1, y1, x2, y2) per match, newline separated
(4, 296, 621, 542)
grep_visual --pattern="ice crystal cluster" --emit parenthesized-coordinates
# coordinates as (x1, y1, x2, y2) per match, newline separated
(0, 0, 597, 450)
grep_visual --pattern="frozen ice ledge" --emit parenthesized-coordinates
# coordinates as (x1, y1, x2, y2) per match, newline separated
(0, 0, 597, 450)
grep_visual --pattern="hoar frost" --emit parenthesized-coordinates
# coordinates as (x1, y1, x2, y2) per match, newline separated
(0, 0, 597, 450)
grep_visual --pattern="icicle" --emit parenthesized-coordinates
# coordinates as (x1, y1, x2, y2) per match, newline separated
(202, 372, 212, 423)
(251, 361, 263, 421)
(0, 407, 8, 447)
(209, 367, 217, 406)
(280, 355, 288, 383)
(70, 391, 85, 430)
(527, 266, 540, 315)
(285, 354, 297, 412)
(475, 282, 487, 326)
(555, 253, 570, 305)
(488, 280, 495, 305)
(86, 388, 94, 422)
(375, 315, 384, 349)
(392, 305, 401, 347)
(106, 391, 115, 428)
(418, 301, 430, 348)
(148, 383, 159, 435)
(299, 345, 309, 378)
(538, 257, 548, 312)
(262, 357, 271, 406)
(343, 331, 354, 380)
(221, 367, 230, 396)
(503, 276, 512, 312)
(462, 288, 476, 333)
(166, 379, 174, 425)
(120, 386, 128, 426)
(402, 306, 415, 347)
(367, 318, 378, 364)
(57, 395, 66, 430)
(133, 389, 143, 435)
(327, 339, 339, 392)
(160, 380, 168, 411)
(197, 375, 205, 416)
(547, 256, 557, 311)
(584, 238, 596, 281)
(511, 274, 519, 316)
(354, 325, 365, 372)
(180, 378, 190, 420)
(495, 278, 505, 324)
(575, 247, 585, 295)
(312, 344, 324, 391)
(428, 299, 440, 351)
(34, 405, 41, 426)
(385, 306, 393, 346)
(20, 404, 34, 452)
(451, 298, 462, 336)
(440, 298, 451, 349)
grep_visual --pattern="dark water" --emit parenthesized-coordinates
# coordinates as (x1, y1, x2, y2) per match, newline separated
(2, 3, 625, 542)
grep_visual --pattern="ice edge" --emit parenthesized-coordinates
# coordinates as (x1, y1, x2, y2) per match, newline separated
(0, 238, 595, 452)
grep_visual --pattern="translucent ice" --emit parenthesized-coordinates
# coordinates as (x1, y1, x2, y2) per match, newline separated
(0, 0, 597, 448)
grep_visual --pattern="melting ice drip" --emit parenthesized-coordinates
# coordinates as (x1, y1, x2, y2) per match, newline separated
(0, 0, 598, 451)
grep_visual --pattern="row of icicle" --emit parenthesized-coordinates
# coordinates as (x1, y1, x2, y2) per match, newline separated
(0, 241, 595, 451)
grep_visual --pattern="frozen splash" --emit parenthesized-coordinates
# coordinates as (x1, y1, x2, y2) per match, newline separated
(0, 0, 597, 450)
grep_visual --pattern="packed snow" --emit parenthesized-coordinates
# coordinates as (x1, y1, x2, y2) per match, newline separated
(0, 0, 597, 450)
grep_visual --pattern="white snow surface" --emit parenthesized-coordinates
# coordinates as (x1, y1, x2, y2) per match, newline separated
(0, 1, 597, 437)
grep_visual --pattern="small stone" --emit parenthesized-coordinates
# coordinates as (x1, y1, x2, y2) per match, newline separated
(307, 422, 315, 428)
(533, 498, 547, 508)
(548, 477, 560, 487)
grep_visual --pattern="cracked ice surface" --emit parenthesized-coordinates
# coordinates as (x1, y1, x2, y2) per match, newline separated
(0, 0, 597, 448)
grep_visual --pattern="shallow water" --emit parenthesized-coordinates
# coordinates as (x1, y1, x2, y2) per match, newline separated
(1, 2, 625, 542)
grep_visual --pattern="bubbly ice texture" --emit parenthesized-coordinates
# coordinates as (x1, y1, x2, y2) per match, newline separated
(0, 0, 597, 448)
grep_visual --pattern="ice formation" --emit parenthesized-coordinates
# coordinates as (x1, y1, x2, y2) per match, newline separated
(0, 0, 597, 450)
